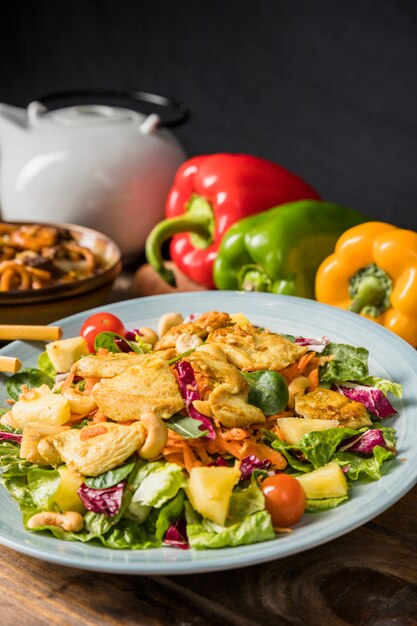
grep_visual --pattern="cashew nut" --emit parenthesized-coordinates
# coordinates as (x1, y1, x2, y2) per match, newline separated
(62, 387, 97, 415)
(137, 327, 158, 346)
(27, 510, 84, 532)
(195, 343, 228, 362)
(192, 399, 213, 417)
(158, 312, 184, 337)
(138, 412, 168, 459)
(288, 376, 310, 410)
(37, 437, 62, 466)
(175, 333, 203, 355)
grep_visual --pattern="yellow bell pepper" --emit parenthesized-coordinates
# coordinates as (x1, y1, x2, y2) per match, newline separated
(315, 222, 417, 347)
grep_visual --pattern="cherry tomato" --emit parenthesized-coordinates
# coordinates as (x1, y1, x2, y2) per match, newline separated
(260, 474, 306, 528)
(80, 312, 125, 352)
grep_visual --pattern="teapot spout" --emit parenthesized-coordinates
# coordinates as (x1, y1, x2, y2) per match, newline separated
(0, 104, 28, 138)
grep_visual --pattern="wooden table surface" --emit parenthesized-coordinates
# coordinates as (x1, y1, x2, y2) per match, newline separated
(1, 276, 416, 626)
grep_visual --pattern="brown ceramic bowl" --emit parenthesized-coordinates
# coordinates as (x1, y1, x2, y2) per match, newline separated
(0, 222, 122, 324)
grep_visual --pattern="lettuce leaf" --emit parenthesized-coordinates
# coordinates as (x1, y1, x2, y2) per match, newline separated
(306, 495, 348, 512)
(264, 432, 313, 473)
(361, 377, 402, 398)
(27, 468, 60, 510)
(155, 490, 185, 541)
(319, 343, 369, 384)
(131, 462, 185, 508)
(185, 503, 274, 549)
(228, 479, 265, 522)
(334, 446, 395, 481)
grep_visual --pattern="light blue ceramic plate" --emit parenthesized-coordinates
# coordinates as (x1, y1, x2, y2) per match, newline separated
(0, 292, 416, 575)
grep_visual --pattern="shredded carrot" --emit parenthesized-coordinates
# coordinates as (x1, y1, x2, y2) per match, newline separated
(96, 348, 109, 356)
(240, 440, 287, 469)
(61, 372, 74, 393)
(182, 441, 201, 471)
(117, 419, 135, 426)
(298, 351, 316, 373)
(80, 425, 108, 440)
(92, 409, 107, 423)
(308, 368, 319, 391)
(279, 362, 300, 382)
(194, 446, 211, 465)
(214, 436, 243, 458)
(222, 428, 253, 441)
(83, 377, 100, 394)
(162, 445, 184, 455)
(68, 411, 92, 424)
(164, 452, 186, 467)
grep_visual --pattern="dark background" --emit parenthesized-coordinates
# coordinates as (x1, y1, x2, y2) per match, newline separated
(1, 0, 416, 227)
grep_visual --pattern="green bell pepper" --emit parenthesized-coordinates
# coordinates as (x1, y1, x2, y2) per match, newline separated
(213, 200, 366, 297)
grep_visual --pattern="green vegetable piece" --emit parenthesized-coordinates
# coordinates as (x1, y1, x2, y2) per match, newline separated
(319, 342, 369, 385)
(362, 377, 402, 398)
(27, 468, 61, 510)
(93, 331, 150, 354)
(6, 368, 55, 402)
(131, 463, 186, 509)
(228, 479, 265, 523)
(166, 414, 209, 438)
(155, 490, 185, 540)
(334, 446, 395, 481)
(305, 495, 348, 512)
(185, 503, 275, 549)
(38, 351, 56, 377)
(243, 370, 289, 415)
(84, 458, 136, 489)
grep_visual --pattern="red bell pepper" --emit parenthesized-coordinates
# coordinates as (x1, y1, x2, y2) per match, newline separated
(145, 153, 320, 288)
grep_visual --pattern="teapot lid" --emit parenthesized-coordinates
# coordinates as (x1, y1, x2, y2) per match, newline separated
(30, 89, 190, 128)
(47, 105, 141, 126)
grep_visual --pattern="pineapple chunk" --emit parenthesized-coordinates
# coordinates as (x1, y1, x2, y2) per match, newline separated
(53, 466, 86, 514)
(230, 312, 251, 327)
(296, 462, 348, 499)
(12, 390, 70, 428)
(20, 422, 69, 464)
(46, 336, 88, 373)
(277, 417, 339, 444)
(187, 465, 240, 526)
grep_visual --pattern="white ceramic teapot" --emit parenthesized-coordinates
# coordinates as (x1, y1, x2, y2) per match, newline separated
(0, 90, 189, 258)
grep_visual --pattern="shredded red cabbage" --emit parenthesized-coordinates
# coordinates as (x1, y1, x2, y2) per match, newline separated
(240, 455, 271, 480)
(335, 383, 397, 418)
(114, 337, 133, 353)
(164, 519, 189, 549)
(174, 361, 216, 439)
(295, 336, 330, 353)
(0, 431, 22, 445)
(125, 329, 141, 341)
(210, 457, 228, 467)
(340, 429, 387, 454)
(78, 481, 125, 517)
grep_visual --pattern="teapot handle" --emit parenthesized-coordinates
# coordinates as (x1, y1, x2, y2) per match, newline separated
(31, 89, 190, 128)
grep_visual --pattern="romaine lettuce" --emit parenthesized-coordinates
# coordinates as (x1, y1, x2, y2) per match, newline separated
(185, 503, 274, 549)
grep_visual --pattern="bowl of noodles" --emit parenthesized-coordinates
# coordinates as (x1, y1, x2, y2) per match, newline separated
(0, 222, 122, 324)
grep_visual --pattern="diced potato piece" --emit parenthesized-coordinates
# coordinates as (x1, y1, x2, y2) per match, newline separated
(46, 336, 88, 373)
(296, 462, 348, 499)
(187, 465, 240, 526)
(53, 466, 86, 514)
(277, 417, 340, 444)
(20, 422, 69, 464)
(230, 313, 251, 327)
(12, 392, 70, 428)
